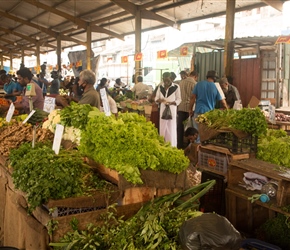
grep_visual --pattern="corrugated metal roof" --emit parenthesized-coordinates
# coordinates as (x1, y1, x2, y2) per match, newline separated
(0, 0, 285, 59)
(167, 36, 279, 57)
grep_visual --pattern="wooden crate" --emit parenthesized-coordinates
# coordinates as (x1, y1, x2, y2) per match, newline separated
(226, 188, 276, 235)
(88, 159, 189, 191)
(197, 145, 249, 176)
(228, 159, 290, 207)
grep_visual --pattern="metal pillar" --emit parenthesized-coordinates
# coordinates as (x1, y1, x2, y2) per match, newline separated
(135, 9, 142, 82)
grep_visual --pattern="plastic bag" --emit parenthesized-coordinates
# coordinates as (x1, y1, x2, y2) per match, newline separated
(179, 213, 243, 250)
(161, 105, 172, 120)
(184, 117, 193, 131)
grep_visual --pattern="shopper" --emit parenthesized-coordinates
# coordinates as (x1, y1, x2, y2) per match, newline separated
(155, 72, 181, 147)
(131, 75, 149, 99)
(189, 70, 227, 142)
(219, 77, 241, 108)
(14, 67, 44, 114)
(56, 69, 101, 109)
(177, 70, 197, 149)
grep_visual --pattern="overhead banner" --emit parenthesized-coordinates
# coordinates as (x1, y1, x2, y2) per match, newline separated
(275, 35, 290, 44)
(134, 52, 143, 61)
(180, 46, 188, 56)
(157, 50, 167, 59)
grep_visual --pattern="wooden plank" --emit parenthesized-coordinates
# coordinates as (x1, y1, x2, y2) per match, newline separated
(45, 187, 121, 209)
(51, 202, 144, 242)
(200, 145, 249, 160)
(121, 187, 156, 205)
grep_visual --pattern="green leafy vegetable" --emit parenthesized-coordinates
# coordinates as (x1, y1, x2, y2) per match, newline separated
(257, 129, 290, 167)
(79, 112, 189, 184)
(196, 108, 267, 137)
(60, 102, 99, 130)
(9, 142, 90, 212)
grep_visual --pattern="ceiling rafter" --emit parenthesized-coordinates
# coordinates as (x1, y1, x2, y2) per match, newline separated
(111, 0, 175, 27)
(0, 37, 36, 52)
(0, 27, 56, 49)
(0, 10, 86, 47)
(22, 0, 124, 41)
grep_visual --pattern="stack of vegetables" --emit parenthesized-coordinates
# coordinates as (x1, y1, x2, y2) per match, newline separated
(257, 129, 290, 168)
(43, 102, 189, 184)
(196, 107, 267, 137)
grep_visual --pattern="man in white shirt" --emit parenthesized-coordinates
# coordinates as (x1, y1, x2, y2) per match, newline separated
(131, 76, 149, 99)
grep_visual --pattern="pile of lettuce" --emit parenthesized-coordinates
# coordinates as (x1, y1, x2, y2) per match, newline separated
(257, 129, 290, 167)
(79, 111, 189, 184)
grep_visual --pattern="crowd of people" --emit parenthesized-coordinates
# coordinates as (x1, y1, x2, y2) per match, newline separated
(150, 69, 241, 156)
(0, 66, 241, 163)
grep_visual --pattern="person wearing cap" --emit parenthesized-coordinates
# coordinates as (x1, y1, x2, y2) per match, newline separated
(219, 77, 241, 108)
(188, 70, 227, 142)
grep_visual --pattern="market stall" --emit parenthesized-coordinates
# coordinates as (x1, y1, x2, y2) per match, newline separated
(195, 107, 290, 249)
(0, 103, 197, 249)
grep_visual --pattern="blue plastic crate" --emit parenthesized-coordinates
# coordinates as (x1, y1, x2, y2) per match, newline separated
(241, 238, 281, 250)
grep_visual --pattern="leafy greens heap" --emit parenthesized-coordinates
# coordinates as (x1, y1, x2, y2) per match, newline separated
(79, 111, 189, 184)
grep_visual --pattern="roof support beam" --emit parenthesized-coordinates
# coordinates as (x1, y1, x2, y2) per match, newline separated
(111, 0, 176, 28)
(224, 0, 236, 78)
(262, 0, 283, 11)
(0, 27, 56, 49)
(87, 24, 92, 70)
(0, 37, 36, 52)
(22, 0, 124, 41)
(135, 9, 142, 81)
(0, 10, 86, 46)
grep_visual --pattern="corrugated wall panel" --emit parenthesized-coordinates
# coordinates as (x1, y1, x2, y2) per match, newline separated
(195, 51, 224, 80)
(233, 58, 261, 107)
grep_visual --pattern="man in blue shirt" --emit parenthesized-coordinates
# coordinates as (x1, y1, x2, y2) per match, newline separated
(0, 74, 18, 102)
(188, 70, 228, 142)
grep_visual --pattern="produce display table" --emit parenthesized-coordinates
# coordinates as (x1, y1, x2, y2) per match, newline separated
(0, 156, 189, 249)
(267, 120, 290, 134)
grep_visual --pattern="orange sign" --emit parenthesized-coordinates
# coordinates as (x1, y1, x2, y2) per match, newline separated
(180, 46, 188, 56)
(121, 56, 128, 63)
(157, 50, 167, 59)
(134, 52, 143, 61)
(275, 36, 290, 44)
(207, 158, 217, 168)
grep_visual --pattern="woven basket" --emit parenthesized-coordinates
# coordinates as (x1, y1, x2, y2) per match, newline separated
(198, 123, 220, 142)
(144, 105, 152, 115)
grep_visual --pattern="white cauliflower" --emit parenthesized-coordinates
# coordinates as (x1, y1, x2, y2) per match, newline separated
(63, 126, 81, 145)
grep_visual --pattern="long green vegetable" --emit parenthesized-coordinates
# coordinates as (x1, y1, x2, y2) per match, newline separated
(50, 180, 216, 250)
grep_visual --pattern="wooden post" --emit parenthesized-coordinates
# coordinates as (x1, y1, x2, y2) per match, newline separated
(191, 44, 196, 71)
(224, 0, 235, 78)
(36, 41, 40, 74)
(10, 51, 13, 72)
(0, 52, 3, 70)
(21, 47, 25, 68)
(86, 24, 92, 70)
(135, 9, 142, 82)
(57, 34, 62, 73)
